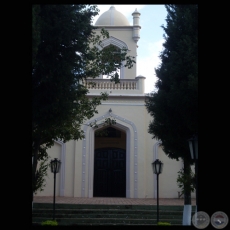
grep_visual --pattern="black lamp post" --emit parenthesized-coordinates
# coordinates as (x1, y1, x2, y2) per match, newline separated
(50, 158, 61, 220)
(188, 135, 198, 212)
(152, 159, 163, 224)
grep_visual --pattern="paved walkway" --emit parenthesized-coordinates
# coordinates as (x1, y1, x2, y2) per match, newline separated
(34, 196, 196, 206)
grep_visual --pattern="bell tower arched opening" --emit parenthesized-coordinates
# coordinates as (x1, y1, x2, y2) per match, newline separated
(101, 44, 122, 79)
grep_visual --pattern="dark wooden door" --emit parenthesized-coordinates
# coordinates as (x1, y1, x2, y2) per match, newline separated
(93, 148, 126, 197)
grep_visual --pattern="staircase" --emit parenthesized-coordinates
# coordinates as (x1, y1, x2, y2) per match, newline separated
(32, 203, 196, 226)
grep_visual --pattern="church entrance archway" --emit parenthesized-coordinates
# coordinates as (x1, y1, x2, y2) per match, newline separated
(93, 127, 126, 197)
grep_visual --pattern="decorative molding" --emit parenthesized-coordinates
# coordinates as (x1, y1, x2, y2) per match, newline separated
(88, 93, 146, 97)
(82, 110, 138, 198)
(102, 103, 145, 106)
(95, 27, 133, 31)
(81, 128, 87, 197)
(113, 112, 138, 198)
(120, 61, 125, 79)
(98, 36, 129, 50)
(54, 140, 66, 197)
(102, 100, 144, 104)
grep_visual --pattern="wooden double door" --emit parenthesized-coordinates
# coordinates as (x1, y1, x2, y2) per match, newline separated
(93, 148, 126, 197)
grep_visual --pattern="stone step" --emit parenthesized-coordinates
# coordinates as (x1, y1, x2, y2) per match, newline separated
(32, 203, 195, 226)
(32, 209, 188, 215)
(32, 217, 184, 225)
(32, 213, 193, 219)
(32, 222, 182, 226)
(33, 203, 196, 211)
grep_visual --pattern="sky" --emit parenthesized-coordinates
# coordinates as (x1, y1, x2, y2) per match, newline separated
(92, 5, 168, 94)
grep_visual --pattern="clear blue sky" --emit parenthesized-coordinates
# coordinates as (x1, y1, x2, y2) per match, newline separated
(92, 5, 168, 93)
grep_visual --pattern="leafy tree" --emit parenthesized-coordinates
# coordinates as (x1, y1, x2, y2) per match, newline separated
(177, 166, 195, 196)
(32, 5, 135, 199)
(32, 5, 41, 68)
(145, 4, 197, 225)
(32, 155, 50, 194)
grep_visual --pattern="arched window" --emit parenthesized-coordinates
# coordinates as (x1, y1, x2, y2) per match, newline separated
(97, 37, 129, 79)
(101, 44, 121, 79)
(95, 127, 121, 137)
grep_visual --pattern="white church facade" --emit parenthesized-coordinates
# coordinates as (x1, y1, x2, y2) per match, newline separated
(35, 6, 194, 199)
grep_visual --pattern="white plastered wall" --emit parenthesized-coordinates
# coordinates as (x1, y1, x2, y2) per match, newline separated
(35, 99, 192, 199)
(35, 141, 62, 196)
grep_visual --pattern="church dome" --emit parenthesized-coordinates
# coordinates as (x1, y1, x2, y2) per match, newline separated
(95, 6, 130, 26)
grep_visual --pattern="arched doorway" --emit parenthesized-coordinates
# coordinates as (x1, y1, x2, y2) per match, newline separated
(93, 127, 126, 197)
(93, 148, 126, 197)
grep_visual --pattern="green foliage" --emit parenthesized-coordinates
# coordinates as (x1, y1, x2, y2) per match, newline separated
(32, 5, 135, 193)
(32, 5, 41, 68)
(177, 167, 195, 195)
(32, 5, 135, 150)
(96, 44, 135, 83)
(91, 117, 117, 128)
(145, 5, 198, 162)
(90, 114, 117, 137)
(95, 117, 117, 136)
(41, 220, 58, 226)
(157, 222, 171, 226)
(33, 155, 50, 194)
(145, 5, 197, 208)
(104, 117, 116, 126)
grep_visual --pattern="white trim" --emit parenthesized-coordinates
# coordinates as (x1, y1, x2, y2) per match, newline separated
(95, 27, 133, 31)
(182, 205, 192, 225)
(82, 111, 138, 198)
(153, 141, 161, 198)
(120, 60, 125, 79)
(81, 129, 87, 197)
(54, 140, 66, 196)
(99, 36, 129, 50)
(88, 94, 146, 97)
(73, 139, 77, 196)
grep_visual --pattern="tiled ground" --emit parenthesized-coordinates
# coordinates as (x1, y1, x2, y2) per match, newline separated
(33, 196, 196, 206)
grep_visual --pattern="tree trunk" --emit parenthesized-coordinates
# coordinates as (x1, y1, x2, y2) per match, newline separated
(182, 158, 192, 225)
(32, 140, 40, 210)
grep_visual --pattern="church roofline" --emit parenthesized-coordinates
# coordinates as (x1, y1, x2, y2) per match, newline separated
(94, 26, 141, 29)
